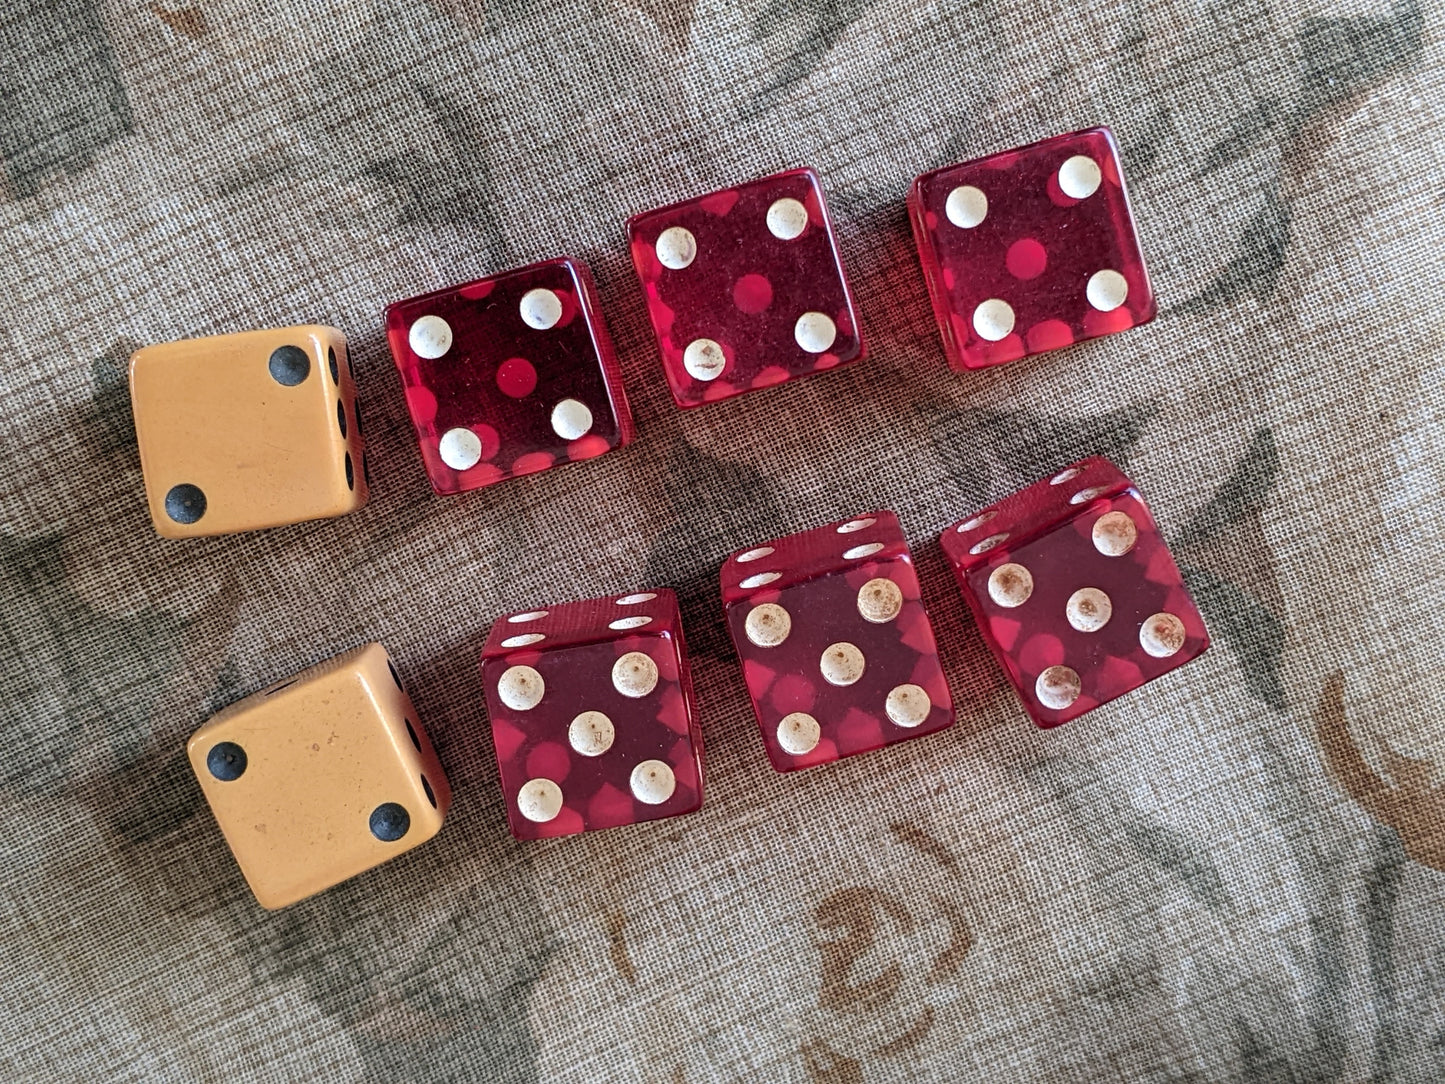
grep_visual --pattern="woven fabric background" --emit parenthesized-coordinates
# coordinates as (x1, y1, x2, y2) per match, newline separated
(2, 1, 1442, 1080)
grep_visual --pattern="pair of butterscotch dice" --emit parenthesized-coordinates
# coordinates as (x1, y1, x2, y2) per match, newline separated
(192, 458, 1207, 909)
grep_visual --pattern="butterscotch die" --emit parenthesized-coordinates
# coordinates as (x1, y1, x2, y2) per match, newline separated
(129, 325, 368, 537)
(187, 643, 450, 910)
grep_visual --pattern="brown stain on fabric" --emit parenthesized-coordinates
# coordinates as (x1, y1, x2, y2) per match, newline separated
(605, 911, 638, 984)
(148, 4, 206, 38)
(889, 822, 961, 879)
(873, 1004, 936, 1056)
(801, 1040, 864, 1084)
(815, 888, 914, 1012)
(925, 894, 974, 983)
(1315, 671, 1445, 871)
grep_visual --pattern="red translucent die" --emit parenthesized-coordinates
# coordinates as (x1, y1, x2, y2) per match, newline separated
(721, 511, 954, 772)
(627, 167, 865, 408)
(481, 588, 703, 839)
(908, 127, 1156, 370)
(941, 457, 1209, 727)
(386, 257, 634, 494)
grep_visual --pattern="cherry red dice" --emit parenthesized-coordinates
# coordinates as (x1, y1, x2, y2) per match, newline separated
(721, 512, 954, 772)
(941, 458, 1208, 727)
(386, 256, 634, 494)
(908, 127, 1155, 370)
(627, 167, 864, 408)
(481, 589, 703, 839)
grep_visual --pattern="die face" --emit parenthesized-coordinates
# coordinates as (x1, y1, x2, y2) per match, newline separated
(722, 515, 954, 772)
(628, 167, 864, 408)
(483, 589, 677, 656)
(945, 470, 1209, 728)
(909, 128, 1155, 370)
(188, 644, 449, 909)
(386, 257, 634, 494)
(939, 456, 1132, 568)
(129, 325, 368, 538)
(720, 511, 908, 606)
(482, 590, 703, 839)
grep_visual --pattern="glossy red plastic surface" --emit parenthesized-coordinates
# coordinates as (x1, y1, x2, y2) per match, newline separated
(481, 589, 703, 839)
(941, 458, 1209, 727)
(627, 167, 864, 408)
(722, 512, 954, 772)
(386, 257, 633, 494)
(908, 127, 1155, 370)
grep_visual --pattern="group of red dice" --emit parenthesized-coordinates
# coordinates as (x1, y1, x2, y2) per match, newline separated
(485, 456, 1208, 840)
(388, 127, 1155, 491)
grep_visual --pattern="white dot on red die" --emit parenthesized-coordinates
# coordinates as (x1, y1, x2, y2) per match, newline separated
(616, 593, 656, 605)
(959, 510, 997, 532)
(509, 610, 548, 623)
(766, 197, 809, 240)
(498, 665, 545, 711)
(568, 711, 615, 756)
(550, 398, 593, 440)
(683, 338, 726, 381)
(970, 532, 1009, 555)
(1066, 587, 1113, 632)
(612, 652, 659, 698)
(438, 427, 483, 470)
(501, 633, 545, 648)
(1086, 269, 1129, 312)
(794, 312, 837, 354)
(777, 712, 820, 755)
(1140, 612, 1187, 658)
(745, 602, 791, 647)
(736, 546, 774, 563)
(655, 226, 697, 269)
(517, 778, 563, 823)
(973, 299, 1015, 341)
(944, 185, 987, 228)
(1058, 155, 1102, 199)
(886, 684, 931, 727)
(857, 578, 903, 623)
(837, 518, 875, 534)
(609, 616, 652, 630)
(844, 542, 885, 560)
(1092, 511, 1138, 556)
(1035, 665, 1081, 710)
(519, 288, 563, 330)
(741, 571, 781, 589)
(630, 759, 675, 804)
(987, 563, 1033, 608)
(408, 314, 452, 359)
(820, 642, 865, 686)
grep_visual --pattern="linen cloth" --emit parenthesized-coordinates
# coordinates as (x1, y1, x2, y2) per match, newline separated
(1, 1, 1442, 1080)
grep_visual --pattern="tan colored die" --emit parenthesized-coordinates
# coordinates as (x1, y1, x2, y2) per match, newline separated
(187, 643, 450, 910)
(129, 325, 367, 538)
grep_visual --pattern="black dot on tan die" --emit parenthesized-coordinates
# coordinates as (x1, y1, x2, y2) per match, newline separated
(421, 775, 437, 809)
(268, 345, 310, 386)
(345, 452, 354, 490)
(336, 400, 347, 438)
(405, 718, 421, 751)
(164, 483, 206, 524)
(388, 660, 404, 690)
(328, 346, 339, 383)
(354, 398, 363, 436)
(369, 802, 410, 842)
(206, 741, 247, 781)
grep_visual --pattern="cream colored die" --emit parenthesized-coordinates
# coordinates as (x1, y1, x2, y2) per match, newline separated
(129, 324, 367, 537)
(187, 643, 450, 910)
